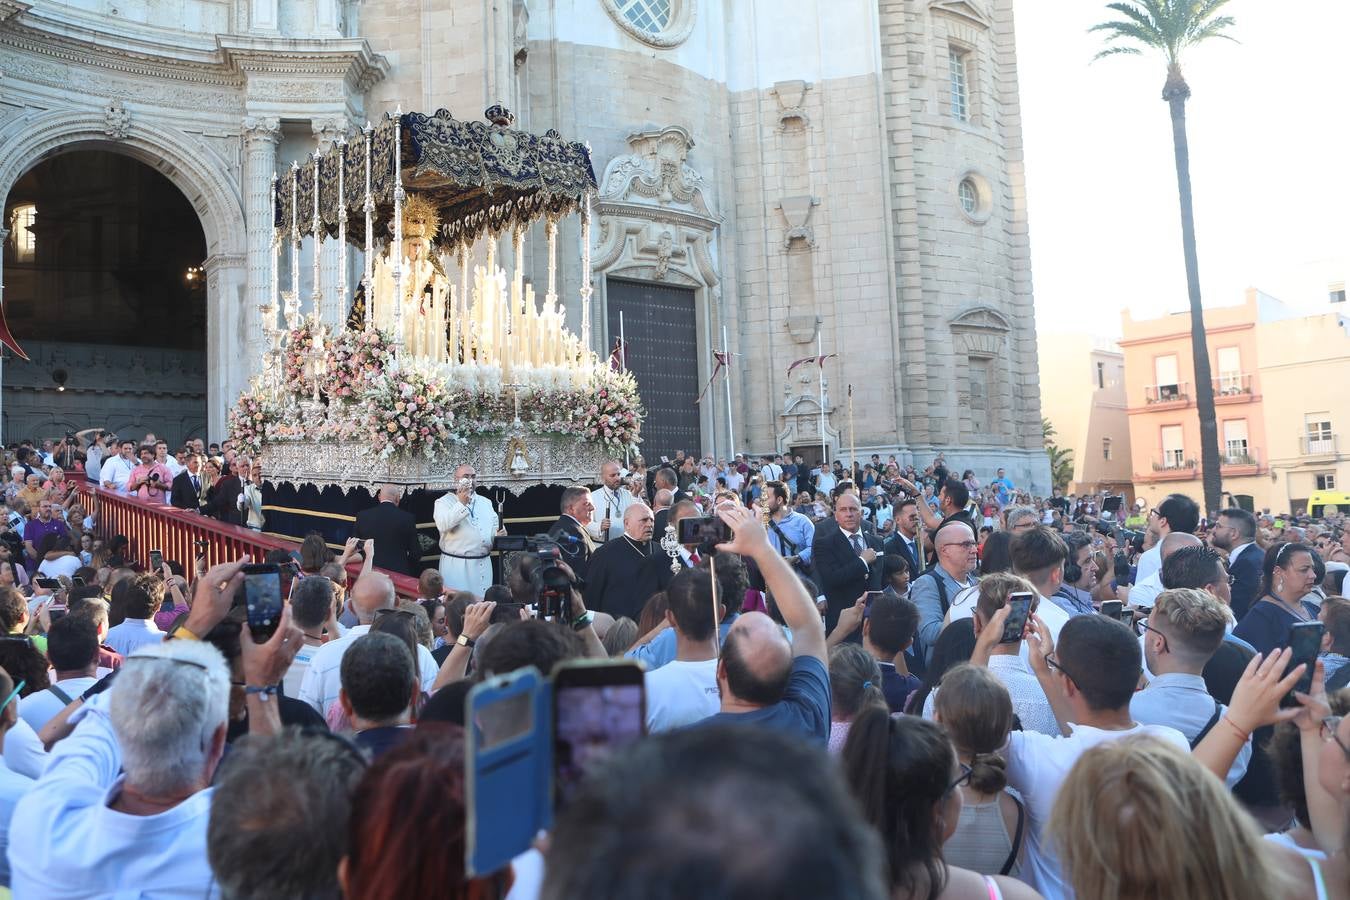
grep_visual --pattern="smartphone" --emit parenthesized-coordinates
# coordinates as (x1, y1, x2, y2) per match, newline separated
(148, 549, 163, 571)
(999, 592, 1033, 644)
(34, 577, 61, 590)
(1100, 600, 1124, 622)
(1283, 622, 1324, 708)
(465, 667, 551, 879)
(863, 590, 884, 619)
(71, 576, 85, 587)
(552, 659, 646, 811)
(241, 563, 283, 643)
(1113, 551, 1131, 587)
(1102, 495, 1124, 514)
(677, 516, 732, 547)
(48, 604, 68, 622)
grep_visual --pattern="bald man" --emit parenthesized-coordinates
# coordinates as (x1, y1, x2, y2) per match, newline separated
(584, 503, 656, 620)
(588, 459, 640, 542)
(353, 483, 421, 576)
(1128, 530, 1203, 612)
(433, 464, 499, 596)
(811, 492, 886, 635)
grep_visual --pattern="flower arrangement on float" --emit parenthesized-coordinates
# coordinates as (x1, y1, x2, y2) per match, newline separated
(363, 361, 458, 460)
(227, 390, 274, 457)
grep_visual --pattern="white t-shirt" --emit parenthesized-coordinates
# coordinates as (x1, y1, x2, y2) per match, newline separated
(1008, 721, 1188, 900)
(297, 624, 440, 715)
(948, 590, 1070, 670)
(0, 757, 33, 887)
(19, 676, 99, 734)
(37, 555, 82, 581)
(644, 658, 720, 732)
(283, 642, 323, 701)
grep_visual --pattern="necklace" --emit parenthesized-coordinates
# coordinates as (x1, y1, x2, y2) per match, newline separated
(621, 536, 649, 559)
(1266, 593, 1312, 621)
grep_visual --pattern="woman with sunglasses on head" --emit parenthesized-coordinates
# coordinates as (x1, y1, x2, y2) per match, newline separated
(1234, 542, 1322, 656)
(841, 711, 1041, 900)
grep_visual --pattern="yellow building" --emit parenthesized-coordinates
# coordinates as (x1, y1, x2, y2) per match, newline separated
(1120, 289, 1350, 514)
(1036, 333, 1133, 496)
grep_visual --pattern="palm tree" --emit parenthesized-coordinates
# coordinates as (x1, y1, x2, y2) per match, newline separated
(1042, 418, 1075, 491)
(1091, 0, 1236, 518)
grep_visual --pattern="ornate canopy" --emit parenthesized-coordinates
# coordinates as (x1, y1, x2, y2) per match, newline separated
(273, 106, 598, 249)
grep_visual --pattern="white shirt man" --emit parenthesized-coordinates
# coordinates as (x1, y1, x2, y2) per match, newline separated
(297, 621, 440, 716)
(646, 658, 720, 732)
(99, 443, 137, 494)
(814, 466, 836, 495)
(433, 465, 498, 597)
(103, 617, 165, 656)
(761, 459, 784, 482)
(588, 460, 639, 542)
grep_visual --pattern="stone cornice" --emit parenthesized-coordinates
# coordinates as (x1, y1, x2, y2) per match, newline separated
(0, 4, 387, 92)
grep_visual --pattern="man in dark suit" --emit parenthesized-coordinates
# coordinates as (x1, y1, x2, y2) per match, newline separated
(353, 484, 422, 576)
(882, 496, 924, 582)
(206, 458, 244, 525)
(585, 504, 655, 621)
(811, 492, 885, 635)
(633, 499, 701, 609)
(1210, 507, 1262, 620)
(547, 486, 596, 582)
(169, 453, 205, 511)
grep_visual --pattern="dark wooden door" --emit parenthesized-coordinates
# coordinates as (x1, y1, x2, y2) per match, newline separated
(605, 279, 701, 462)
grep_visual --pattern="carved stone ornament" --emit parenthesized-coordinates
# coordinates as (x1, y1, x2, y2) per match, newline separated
(598, 125, 714, 220)
(777, 195, 819, 249)
(103, 99, 130, 140)
(603, 0, 697, 49)
(771, 80, 810, 129)
(785, 314, 820, 345)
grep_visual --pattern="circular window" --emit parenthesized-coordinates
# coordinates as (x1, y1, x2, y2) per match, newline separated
(604, 0, 696, 48)
(955, 172, 992, 225)
(958, 179, 978, 216)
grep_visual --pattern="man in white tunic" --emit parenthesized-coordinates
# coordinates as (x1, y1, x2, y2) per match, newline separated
(434, 464, 498, 596)
(588, 459, 639, 543)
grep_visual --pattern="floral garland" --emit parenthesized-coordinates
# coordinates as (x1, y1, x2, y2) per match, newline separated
(282, 322, 318, 394)
(227, 390, 273, 457)
(578, 369, 643, 450)
(362, 363, 459, 460)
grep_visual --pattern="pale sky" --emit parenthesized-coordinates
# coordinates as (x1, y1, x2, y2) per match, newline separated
(1016, 0, 1350, 337)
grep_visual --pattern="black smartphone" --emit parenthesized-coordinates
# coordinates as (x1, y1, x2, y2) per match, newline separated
(149, 549, 163, 571)
(1100, 600, 1124, 622)
(676, 516, 732, 547)
(48, 604, 68, 622)
(1283, 622, 1324, 707)
(34, 577, 61, 590)
(1102, 495, 1124, 514)
(1113, 550, 1131, 586)
(999, 592, 1033, 644)
(71, 576, 85, 587)
(863, 590, 884, 619)
(551, 660, 646, 811)
(242, 563, 283, 643)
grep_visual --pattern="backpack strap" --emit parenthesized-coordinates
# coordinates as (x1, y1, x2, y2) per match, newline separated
(1190, 700, 1223, 750)
(47, 683, 74, 706)
(999, 794, 1025, 876)
(922, 569, 951, 614)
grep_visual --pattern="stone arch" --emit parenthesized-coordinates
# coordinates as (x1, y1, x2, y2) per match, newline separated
(0, 109, 248, 437)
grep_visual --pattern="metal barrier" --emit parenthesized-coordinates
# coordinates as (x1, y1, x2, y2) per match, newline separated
(74, 477, 421, 598)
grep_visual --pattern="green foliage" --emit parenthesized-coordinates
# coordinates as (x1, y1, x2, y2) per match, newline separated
(1042, 418, 1075, 491)
(1090, 0, 1237, 65)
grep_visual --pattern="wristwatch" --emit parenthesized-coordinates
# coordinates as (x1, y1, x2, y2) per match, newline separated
(456, 633, 476, 649)
(571, 610, 595, 632)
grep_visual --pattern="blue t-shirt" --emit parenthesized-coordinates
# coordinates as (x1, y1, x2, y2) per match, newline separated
(699, 655, 830, 745)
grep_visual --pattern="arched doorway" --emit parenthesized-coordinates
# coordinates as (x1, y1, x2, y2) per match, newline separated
(2, 149, 208, 446)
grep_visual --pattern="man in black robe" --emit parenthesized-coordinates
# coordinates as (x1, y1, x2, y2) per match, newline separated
(584, 504, 656, 621)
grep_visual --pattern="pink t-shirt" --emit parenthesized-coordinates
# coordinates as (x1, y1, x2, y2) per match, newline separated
(130, 463, 174, 502)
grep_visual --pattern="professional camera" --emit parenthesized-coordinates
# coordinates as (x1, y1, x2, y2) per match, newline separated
(532, 563, 575, 620)
(491, 534, 563, 559)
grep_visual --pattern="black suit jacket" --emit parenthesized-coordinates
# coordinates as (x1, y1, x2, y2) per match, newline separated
(883, 531, 923, 581)
(812, 527, 885, 633)
(1228, 543, 1264, 621)
(354, 501, 422, 576)
(585, 537, 655, 621)
(170, 470, 202, 511)
(207, 475, 243, 525)
(547, 516, 592, 582)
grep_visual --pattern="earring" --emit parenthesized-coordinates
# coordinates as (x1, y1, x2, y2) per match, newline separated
(1277, 579, 1284, 594)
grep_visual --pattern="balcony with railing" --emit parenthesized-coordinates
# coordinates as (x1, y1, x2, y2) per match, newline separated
(1221, 446, 1263, 475)
(1212, 373, 1256, 403)
(1144, 382, 1191, 407)
(1301, 434, 1340, 458)
(1142, 453, 1197, 482)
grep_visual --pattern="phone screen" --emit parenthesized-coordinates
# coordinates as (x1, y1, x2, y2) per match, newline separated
(242, 564, 283, 643)
(1283, 622, 1324, 707)
(149, 549, 163, 571)
(553, 662, 645, 810)
(863, 591, 883, 619)
(999, 593, 1033, 644)
(1100, 600, 1123, 621)
(676, 516, 732, 547)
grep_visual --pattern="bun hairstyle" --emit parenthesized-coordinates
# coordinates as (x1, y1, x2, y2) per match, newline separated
(933, 664, 1014, 794)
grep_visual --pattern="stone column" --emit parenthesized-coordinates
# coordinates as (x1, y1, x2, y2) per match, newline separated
(204, 254, 247, 441)
(313, 119, 345, 329)
(0, 226, 8, 445)
(242, 117, 280, 366)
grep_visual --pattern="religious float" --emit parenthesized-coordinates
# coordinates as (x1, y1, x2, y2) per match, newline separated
(228, 106, 642, 546)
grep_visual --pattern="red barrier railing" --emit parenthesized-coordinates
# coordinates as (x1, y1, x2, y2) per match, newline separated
(74, 478, 421, 598)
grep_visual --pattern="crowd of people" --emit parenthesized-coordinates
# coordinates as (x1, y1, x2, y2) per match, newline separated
(1, 434, 1349, 899)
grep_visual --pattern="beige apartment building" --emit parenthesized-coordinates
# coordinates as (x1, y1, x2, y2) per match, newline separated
(1120, 289, 1350, 514)
(1036, 333, 1133, 496)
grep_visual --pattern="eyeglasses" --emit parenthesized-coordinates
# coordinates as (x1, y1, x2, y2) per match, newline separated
(1141, 623, 1171, 655)
(945, 763, 973, 794)
(943, 541, 978, 551)
(1322, 716, 1350, 760)
(0, 679, 25, 714)
(1045, 653, 1079, 684)
(373, 608, 417, 622)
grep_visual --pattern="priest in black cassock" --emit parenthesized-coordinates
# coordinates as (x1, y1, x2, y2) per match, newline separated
(583, 504, 656, 621)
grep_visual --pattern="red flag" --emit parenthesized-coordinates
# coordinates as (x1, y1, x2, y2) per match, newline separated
(786, 353, 835, 375)
(695, 350, 733, 405)
(0, 302, 29, 361)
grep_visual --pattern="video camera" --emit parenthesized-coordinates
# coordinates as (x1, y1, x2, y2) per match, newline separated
(491, 534, 564, 559)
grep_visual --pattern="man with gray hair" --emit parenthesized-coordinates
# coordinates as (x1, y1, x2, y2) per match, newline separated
(208, 728, 366, 900)
(548, 485, 596, 581)
(298, 572, 441, 716)
(9, 558, 301, 899)
(1004, 506, 1039, 533)
(354, 483, 421, 576)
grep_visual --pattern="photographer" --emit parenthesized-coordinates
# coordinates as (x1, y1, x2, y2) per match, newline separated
(127, 444, 172, 504)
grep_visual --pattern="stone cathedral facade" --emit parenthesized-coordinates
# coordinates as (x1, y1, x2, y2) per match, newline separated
(0, 0, 1048, 489)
